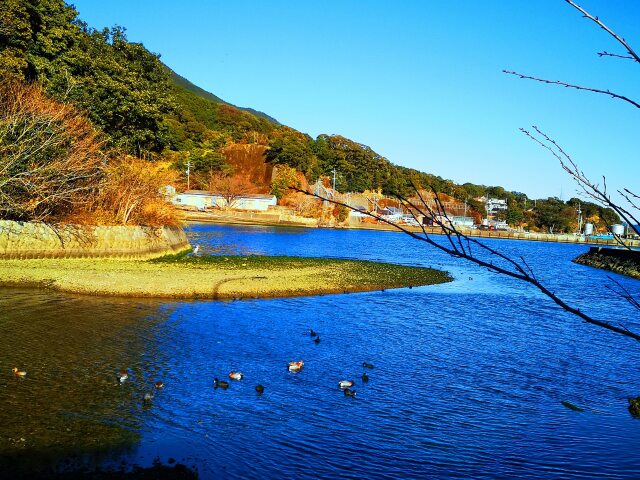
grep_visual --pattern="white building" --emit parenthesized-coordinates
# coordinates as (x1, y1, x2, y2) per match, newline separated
(487, 198, 507, 215)
(172, 190, 277, 211)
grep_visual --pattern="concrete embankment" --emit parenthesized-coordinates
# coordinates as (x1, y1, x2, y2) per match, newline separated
(573, 247, 640, 279)
(184, 209, 318, 227)
(0, 220, 190, 259)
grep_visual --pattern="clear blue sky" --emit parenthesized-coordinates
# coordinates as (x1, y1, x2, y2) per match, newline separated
(71, 0, 639, 201)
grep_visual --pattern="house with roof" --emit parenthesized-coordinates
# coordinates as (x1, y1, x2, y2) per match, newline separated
(171, 190, 277, 211)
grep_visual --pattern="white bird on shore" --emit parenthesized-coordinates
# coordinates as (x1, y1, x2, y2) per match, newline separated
(193, 245, 200, 255)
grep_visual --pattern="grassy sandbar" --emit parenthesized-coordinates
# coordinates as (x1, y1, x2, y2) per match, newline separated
(0, 255, 451, 299)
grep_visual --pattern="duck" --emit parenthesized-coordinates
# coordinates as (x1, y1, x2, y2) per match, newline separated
(343, 388, 357, 398)
(117, 369, 128, 383)
(362, 362, 375, 369)
(213, 378, 229, 389)
(288, 361, 304, 372)
(361, 372, 369, 382)
(228, 371, 244, 381)
(309, 329, 318, 337)
(154, 380, 165, 389)
(12, 367, 26, 378)
(313, 336, 321, 344)
(338, 380, 355, 390)
(255, 384, 265, 394)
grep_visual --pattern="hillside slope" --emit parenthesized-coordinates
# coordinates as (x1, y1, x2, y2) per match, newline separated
(168, 68, 280, 125)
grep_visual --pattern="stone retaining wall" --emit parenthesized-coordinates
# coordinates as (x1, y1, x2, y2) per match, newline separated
(0, 220, 190, 259)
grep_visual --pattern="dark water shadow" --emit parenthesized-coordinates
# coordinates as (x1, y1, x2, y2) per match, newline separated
(0, 288, 183, 477)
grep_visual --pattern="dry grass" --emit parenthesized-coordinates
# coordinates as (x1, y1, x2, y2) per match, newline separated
(73, 156, 181, 227)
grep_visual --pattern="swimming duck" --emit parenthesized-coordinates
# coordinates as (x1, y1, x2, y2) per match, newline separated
(228, 371, 244, 381)
(314, 336, 321, 344)
(288, 361, 304, 372)
(213, 378, 229, 389)
(309, 329, 318, 337)
(338, 380, 355, 390)
(12, 367, 26, 377)
(343, 388, 357, 398)
(117, 369, 128, 383)
(255, 384, 265, 394)
(362, 362, 375, 369)
(154, 380, 164, 389)
(361, 372, 369, 382)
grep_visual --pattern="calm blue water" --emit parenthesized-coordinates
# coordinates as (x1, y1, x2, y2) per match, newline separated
(2, 223, 640, 478)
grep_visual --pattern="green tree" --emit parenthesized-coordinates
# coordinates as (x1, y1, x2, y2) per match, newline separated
(267, 127, 317, 175)
(0, 0, 173, 155)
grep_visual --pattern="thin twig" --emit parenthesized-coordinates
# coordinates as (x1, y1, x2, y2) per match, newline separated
(503, 70, 640, 109)
(564, 0, 640, 64)
(294, 186, 640, 342)
(597, 51, 635, 61)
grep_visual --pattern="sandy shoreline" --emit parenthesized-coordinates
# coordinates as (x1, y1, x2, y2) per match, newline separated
(0, 255, 451, 299)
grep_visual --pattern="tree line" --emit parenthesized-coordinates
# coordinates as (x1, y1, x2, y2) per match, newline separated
(0, 0, 619, 231)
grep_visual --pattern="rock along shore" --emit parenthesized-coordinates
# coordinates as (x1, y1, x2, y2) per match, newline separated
(573, 247, 640, 279)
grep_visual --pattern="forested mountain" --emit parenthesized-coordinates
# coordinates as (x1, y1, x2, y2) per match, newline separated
(168, 68, 280, 124)
(0, 0, 619, 232)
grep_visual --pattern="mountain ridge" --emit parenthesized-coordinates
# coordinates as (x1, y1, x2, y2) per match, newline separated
(167, 67, 280, 125)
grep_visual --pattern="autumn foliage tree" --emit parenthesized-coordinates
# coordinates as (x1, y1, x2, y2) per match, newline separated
(0, 81, 103, 221)
(206, 172, 258, 208)
(0, 81, 179, 226)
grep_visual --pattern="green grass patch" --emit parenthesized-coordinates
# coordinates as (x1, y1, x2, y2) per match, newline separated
(151, 254, 452, 287)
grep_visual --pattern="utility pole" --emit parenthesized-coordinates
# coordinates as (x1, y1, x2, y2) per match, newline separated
(186, 161, 191, 191)
(577, 202, 583, 234)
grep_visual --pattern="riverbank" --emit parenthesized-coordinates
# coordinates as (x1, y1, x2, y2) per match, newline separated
(0, 255, 451, 299)
(183, 210, 640, 247)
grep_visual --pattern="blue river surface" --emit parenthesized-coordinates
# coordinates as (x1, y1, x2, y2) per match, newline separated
(1, 223, 640, 479)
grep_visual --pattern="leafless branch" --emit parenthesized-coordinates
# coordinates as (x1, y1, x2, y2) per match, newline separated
(564, 0, 640, 64)
(295, 186, 640, 342)
(597, 51, 636, 61)
(521, 127, 640, 238)
(606, 276, 640, 311)
(503, 70, 640, 109)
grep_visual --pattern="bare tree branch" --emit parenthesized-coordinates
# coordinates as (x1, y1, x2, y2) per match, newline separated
(606, 276, 640, 311)
(597, 51, 636, 61)
(564, 0, 640, 64)
(521, 126, 640, 238)
(503, 70, 640, 109)
(295, 186, 640, 342)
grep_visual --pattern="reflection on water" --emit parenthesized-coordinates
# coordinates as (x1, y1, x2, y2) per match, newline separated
(2, 224, 640, 478)
(0, 290, 175, 475)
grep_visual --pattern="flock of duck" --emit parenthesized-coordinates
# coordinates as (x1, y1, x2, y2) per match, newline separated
(11, 329, 375, 404)
(209, 329, 375, 399)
